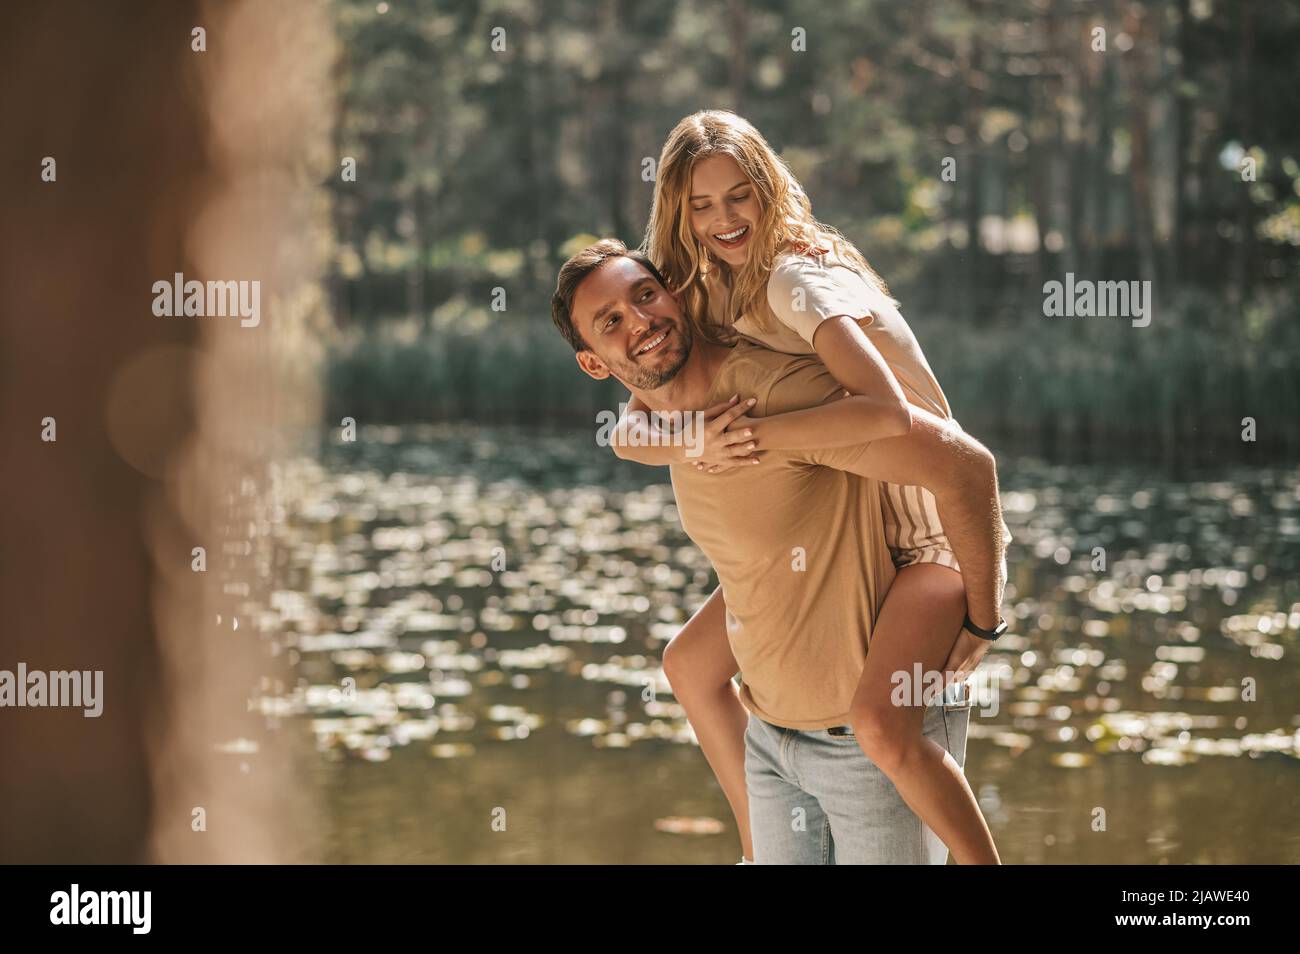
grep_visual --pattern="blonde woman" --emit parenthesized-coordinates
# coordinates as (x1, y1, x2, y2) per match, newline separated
(612, 110, 1006, 864)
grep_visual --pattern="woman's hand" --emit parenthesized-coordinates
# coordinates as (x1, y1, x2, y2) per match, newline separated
(690, 395, 761, 474)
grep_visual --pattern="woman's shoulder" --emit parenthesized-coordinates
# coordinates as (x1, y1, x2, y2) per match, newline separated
(772, 240, 880, 285)
(767, 244, 872, 303)
(770, 243, 833, 275)
(766, 247, 833, 300)
(767, 246, 902, 325)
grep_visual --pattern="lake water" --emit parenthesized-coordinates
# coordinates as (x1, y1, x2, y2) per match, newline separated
(265, 425, 1300, 863)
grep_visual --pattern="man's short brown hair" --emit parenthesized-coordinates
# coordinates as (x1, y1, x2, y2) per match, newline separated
(550, 239, 671, 353)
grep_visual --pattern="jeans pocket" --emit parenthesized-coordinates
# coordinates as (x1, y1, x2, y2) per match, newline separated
(940, 680, 975, 711)
(938, 704, 971, 767)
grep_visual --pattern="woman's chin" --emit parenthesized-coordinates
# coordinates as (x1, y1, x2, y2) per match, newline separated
(715, 245, 749, 268)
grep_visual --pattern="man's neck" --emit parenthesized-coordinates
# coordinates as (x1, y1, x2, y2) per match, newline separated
(631, 341, 732, 414)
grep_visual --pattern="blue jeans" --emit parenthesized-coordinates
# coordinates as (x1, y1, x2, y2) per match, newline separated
(744, 699, 972, 864)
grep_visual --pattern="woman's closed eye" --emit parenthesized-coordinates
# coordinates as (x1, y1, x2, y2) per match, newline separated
(693, 192, 750, 213)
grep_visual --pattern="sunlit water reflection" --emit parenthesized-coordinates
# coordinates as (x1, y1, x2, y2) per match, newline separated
(263, 425, 1300, 863)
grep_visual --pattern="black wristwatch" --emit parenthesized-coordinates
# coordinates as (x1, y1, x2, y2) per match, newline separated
(962, 614, 1008, 641)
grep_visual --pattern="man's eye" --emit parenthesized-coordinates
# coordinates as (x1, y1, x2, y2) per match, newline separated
(604, 314, 620, 331)
(639, 289, 654, 301)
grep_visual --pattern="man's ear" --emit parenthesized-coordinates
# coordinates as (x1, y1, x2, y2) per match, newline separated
(575, 349, 611, 381)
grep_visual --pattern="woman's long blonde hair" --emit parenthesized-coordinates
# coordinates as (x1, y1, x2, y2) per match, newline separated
(641, 109, 892, 344)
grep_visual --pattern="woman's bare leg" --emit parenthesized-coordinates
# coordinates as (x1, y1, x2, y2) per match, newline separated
(849, 562, 1001, 864)
(661, 585, 753, 861)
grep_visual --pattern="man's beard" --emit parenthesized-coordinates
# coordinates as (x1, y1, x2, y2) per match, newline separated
(617, 322, 692, 390)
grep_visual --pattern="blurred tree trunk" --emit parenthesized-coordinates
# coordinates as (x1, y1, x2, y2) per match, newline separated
(728, 0, 750, 110)
(1123, 6, 1158, 287)
(1048, 5, 1080, 276)
(1231, 3, 1256, 305)
(601, 0, 631, 243)
(0, 0, 323, 863)
(961, 0, 985, 325)
(1170, 0, 1192, 288)
(1083, 5, 1115, 281)
(519, 10, 548, 286)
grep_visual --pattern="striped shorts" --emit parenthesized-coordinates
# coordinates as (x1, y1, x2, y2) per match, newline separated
(881, 482, 960, 572)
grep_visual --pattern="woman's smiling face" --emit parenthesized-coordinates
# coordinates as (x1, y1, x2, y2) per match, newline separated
(687, 154, 760, 268)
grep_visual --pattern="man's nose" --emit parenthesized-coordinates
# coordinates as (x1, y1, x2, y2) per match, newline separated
(628, 301, 654, 332)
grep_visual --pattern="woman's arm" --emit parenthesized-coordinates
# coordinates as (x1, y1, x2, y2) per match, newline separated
(811, 313, 910, 418)
(707, 255, 915, 454)
(738, 391, 911, 452)
(707, 316, 912, 463)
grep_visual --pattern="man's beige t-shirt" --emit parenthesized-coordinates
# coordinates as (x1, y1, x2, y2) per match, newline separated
(668, 340, 898, 731)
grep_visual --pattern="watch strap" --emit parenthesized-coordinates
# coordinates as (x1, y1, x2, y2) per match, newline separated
(963, 613, 1007, 641)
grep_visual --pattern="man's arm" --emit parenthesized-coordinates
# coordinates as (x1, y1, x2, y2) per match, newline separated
(806, 407, 1007, 631)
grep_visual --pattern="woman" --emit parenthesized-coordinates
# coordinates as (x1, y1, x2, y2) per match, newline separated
(609, 110, 1004, 864)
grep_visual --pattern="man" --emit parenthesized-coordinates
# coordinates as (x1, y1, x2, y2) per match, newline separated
(550, 239, 1008, 863)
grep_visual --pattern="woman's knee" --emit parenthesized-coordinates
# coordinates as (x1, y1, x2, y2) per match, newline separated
(849, 700, 915, 775)
(662, 629, 707, 693)
(661, 625, 731, 696)
(661, 632, 689, 688)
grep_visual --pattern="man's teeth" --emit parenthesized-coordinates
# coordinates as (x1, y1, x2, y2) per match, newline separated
(715, 225, 748, 242)
(636, 331, 667, 355)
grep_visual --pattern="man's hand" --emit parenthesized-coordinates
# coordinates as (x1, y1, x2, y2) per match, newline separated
(691, 395, 761, 473)
(942, 628, 993, 689)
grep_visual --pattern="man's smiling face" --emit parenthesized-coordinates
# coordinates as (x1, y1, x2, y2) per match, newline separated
(572, 256, 694, 390)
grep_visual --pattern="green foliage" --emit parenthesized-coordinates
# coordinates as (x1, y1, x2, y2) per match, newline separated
(323, 0, 1300, 460)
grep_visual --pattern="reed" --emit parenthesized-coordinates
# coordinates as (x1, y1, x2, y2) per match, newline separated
(323, 289, 1300, 464)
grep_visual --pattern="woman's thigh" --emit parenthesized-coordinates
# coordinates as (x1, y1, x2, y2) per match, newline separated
(801, 704, 960, 864)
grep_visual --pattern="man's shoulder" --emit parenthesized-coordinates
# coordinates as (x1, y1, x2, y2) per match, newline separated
(715, 340, 841, 416)
(716, 338, 818, 384)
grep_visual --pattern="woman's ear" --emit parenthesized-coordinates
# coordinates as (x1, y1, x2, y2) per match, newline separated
(575, 350, 610, 381)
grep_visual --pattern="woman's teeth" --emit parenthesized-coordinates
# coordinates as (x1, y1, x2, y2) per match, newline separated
(636, 330, 668, 355)
(714, 225, 749, 245)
